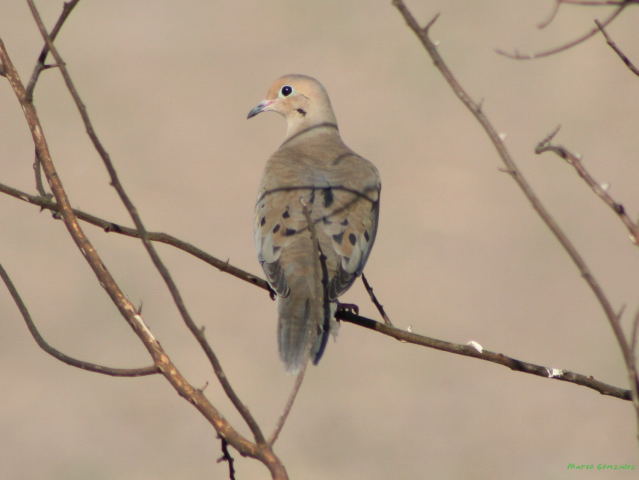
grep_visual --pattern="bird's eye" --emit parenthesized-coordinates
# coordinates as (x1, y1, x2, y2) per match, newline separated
(280, 85, 293, 97)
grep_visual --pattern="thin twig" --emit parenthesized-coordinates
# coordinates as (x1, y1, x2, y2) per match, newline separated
(217, 437, 237, 480)
(338, 311, 631, 401)
(535, 128, 639, 245)
(25, 0, 80, 101)
(392, 0, 639, 440)
(0, 26, 286, 480)
(33, 150, 50, 198)
(496, 2, 627, 60)
(0, 182, 270, 291)
(595, 19, 639, 76)
(361, 273, 393, 326)
(25, 0, 266, 446)
(269, 365, 307, 446)
(0, 263, 158, 377)
(631, 308, 639, 354)
(538, 0, 562, 29)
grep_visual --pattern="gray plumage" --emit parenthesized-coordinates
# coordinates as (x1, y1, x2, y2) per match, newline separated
(248, 74, 380, 372)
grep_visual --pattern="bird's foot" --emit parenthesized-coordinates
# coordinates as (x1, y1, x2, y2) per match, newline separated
(336, 302, 359, 315)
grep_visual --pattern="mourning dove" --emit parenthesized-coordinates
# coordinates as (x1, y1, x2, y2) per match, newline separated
(247, 74, 380, 373)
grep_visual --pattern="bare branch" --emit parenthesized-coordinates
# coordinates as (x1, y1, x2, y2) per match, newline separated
(269, 366, 307, 446)
(392, 0, 639, 440)
(361, 273, 393, 326)
(25, 0, 80, 101)
(0, 182, 270, 292)
(631, 308, 639, 354)
(338, 311, 631, 401)
(24, 0, 266, 445)
(10, 171, 629, 405)
(595, 19, 639, 76)
(535, 128, 639, 245)
(0, 263, 158, 377)
(3, 173, 630, 403)
(0, 27, 287, 480)
(538, 1, 562, 29)
(33, 150, 50, 198)
(496, 2, 627, 60)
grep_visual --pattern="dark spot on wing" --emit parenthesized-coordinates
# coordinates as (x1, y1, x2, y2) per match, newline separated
(296, 108, 307, 116)
(322, 216, 332, 225)
(322, 187, 333, 208)
(282, 210, 290, 218)
(284, 228, 296, 236)
(348, 233, 357, 246)
(260, 216, 266, 226)
(272, 224, 280, 233)
(340, 218, 349, 226)
(332, 232, 344, 244)
(364, 230, 370, 241)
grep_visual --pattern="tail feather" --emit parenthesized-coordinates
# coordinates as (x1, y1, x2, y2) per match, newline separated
(278, 295, 313, 373)
(277, 277, 338, 372)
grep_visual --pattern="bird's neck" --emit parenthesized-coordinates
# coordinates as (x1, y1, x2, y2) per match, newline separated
(285, 103, 338, 139)
(281, 121, 340, 147)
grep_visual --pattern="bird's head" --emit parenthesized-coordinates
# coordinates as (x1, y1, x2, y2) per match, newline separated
(247, 74, 338, 139)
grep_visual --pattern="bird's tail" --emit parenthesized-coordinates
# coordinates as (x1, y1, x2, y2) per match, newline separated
(277, 275, 337, 373)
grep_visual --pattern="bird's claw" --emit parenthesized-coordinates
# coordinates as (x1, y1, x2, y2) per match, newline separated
(337, 302, 359, 315)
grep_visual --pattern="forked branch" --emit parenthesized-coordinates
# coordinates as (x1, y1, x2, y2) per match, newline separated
(392, 0, 639, 440)
(0, 264, 158, 377)
(496, 0, 629, 59)
(0, 12, 288, 479)
(535, 127, 639, 245)
(25, 0, 266, 447)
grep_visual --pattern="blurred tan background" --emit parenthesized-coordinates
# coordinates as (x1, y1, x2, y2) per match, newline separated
(1, 1, 639, 478)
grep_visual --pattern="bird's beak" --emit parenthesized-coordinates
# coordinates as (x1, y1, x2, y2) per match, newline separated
(247, 100, 273, 119)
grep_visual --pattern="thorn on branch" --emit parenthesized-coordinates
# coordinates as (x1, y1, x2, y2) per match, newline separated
(497, 167, 516, 176)
(535, 125, 562, 153)
(422, 13, 441, 34)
